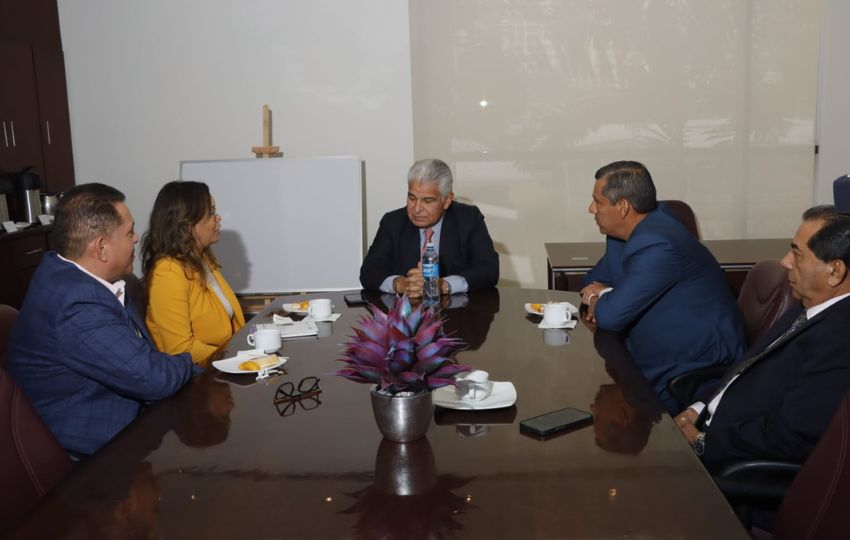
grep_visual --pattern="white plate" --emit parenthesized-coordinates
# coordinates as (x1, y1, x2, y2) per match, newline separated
(282, 302, 310, 314)
(433, 381, 517, 410)
(212, 354, 287, 374)
(524, 302, 579, 316)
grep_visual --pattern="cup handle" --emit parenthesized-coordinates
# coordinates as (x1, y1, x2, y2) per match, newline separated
(247, 334, 255, 346)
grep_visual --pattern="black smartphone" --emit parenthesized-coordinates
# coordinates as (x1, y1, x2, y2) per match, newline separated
(344, 292, 368, 307)
(519, 407, 593, 437)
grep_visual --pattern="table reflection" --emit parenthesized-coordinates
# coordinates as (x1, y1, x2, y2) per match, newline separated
(341, 437, 476, 539)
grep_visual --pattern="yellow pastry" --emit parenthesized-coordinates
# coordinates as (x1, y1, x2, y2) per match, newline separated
(238, 355, 279, 371)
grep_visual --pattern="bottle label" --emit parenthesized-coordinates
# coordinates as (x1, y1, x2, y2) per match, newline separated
(422, 262, 439, 279)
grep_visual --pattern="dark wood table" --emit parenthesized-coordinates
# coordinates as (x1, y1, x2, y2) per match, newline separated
(546, 239, 790, 295)
(10, 289, 748, 539)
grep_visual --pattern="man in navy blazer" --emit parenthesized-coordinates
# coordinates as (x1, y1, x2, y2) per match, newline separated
(580, 161, 746, 409)
(676, 206, 850, 473)
(359, 159, 498, 297)
(6, 184, 196, 457)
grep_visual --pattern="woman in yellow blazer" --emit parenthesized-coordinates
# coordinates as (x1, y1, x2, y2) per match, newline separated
(141, 181, 245, 364)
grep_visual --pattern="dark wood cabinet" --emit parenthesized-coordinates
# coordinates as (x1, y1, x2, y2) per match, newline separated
(0, 0, 61, 49)
(33, 46, 75, 193)
(0, 226, 51, 309)
(0, 41, 45, 181)
(0, 0, 73, 307)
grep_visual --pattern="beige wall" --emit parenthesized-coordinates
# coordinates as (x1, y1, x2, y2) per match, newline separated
(411, 0, 820, 288)
(59, 1, 825, 288)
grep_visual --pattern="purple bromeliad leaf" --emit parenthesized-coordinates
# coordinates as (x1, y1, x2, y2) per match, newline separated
(413, 320, 442, 347)
(411, 355, 452, 375)
(431, 363, 473, 379)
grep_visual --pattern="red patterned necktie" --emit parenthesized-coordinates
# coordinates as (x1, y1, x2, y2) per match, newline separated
(420, 228, 434, 260)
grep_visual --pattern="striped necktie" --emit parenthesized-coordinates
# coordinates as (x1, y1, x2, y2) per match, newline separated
(420, 228, 434, 260)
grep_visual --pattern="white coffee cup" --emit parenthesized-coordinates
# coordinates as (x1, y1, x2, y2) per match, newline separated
(247, 327, 282, 353)
(542, 302, 570, 326)
(308, 298, 332, 320)
(454, 370, 491, 401)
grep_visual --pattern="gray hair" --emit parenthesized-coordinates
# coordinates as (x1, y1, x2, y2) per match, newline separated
(594, 161, 658, 214)
(52, 183, 126, 258)
(408, 159, 453, 198)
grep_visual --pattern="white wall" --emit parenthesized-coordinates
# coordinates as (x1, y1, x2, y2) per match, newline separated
(411, 0, 821, 288)
(814, 0, 850, 203)
(57, 0, 414, 275)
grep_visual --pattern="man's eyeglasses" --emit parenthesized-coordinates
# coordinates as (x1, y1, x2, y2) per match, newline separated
(274, 376, 321, 404)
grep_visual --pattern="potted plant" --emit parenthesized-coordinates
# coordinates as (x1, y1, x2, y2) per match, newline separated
(332, 295, 471, 442)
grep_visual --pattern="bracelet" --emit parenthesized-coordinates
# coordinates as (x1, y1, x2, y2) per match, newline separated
(394, 277, 405, 295)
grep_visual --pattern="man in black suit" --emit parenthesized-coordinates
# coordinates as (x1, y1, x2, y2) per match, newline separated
(675, 205, 850, 473)
(359, 158, 499, 297)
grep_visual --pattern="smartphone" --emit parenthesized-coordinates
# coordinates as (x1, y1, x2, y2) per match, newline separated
(344, 292, 368, 307)
(519, 407, 593, 437)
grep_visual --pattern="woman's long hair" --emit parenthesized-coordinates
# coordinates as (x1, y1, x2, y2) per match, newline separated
(141, 181, 219, 288)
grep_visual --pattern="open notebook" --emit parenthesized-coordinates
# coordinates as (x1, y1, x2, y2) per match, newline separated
(260, 316, 318, 339)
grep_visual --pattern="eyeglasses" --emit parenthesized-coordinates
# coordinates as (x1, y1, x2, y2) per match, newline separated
(275, 393, 322, 417)
(274, 376, 321, 404)
(274, 376, 322, 417)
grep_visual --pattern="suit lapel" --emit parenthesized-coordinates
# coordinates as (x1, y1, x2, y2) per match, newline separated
(400, 218, 421, 271)
(439, 206, 459, 275)
(125, 297, 154, 344)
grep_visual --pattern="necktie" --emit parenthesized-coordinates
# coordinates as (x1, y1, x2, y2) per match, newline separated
(697, 310, 808, 427)
(420, 228, 434, 260)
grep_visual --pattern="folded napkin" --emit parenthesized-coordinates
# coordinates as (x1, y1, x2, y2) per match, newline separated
(537, 319, 577, 330)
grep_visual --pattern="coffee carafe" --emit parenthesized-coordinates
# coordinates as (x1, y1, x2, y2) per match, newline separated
(0, 179, 12, 223)
(14, 168, 42, 224)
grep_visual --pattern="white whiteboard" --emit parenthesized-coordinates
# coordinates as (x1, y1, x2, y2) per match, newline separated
(180, 156, 363, 293)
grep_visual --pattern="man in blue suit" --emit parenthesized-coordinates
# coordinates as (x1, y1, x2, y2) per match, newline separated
(580, 161, 746, 409)
(359, 158, 499, 298)
(6, 184, 196, 458)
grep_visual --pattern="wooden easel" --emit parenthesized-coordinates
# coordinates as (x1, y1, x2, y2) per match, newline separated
(251, 104, 281, 158)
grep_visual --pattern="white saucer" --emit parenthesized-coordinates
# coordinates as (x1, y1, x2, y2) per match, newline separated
(433, 381, 517, 410)
(537, 319, 577, 330)
(524, 302, 579, 317)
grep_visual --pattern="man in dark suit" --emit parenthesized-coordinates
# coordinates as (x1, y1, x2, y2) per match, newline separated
(359, 158, 498, 297)
(580, 161, 746, 403)
(676, 206, 850, 473)
(6, 184, 196, 458)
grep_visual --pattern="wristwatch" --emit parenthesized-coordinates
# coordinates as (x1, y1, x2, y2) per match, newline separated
(443, 279, 452, 295)
(693, 432, 706, 456)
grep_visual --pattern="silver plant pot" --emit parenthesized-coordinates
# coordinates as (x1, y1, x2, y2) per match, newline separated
(370, 387, 433, 442)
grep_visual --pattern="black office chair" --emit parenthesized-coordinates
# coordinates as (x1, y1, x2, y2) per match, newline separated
(833, 174, 850, 215)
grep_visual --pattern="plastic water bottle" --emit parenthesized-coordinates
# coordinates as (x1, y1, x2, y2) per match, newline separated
(422, 242, 440, 302)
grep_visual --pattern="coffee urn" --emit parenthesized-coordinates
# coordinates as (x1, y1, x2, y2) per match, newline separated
(14, 168, 42, 224)
(0, 179, 12, 223)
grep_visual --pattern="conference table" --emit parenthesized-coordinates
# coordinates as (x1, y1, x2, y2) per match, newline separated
(10, 289, 748, 539)
(546, 239, 790, 295)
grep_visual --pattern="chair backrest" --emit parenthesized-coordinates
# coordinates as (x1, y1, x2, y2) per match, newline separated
(773, 389, 850, 540)
(0, 366, 73, 532)
(833, 174, 850, 215)
(660, 200, 700, 239)
(736, 260, 799, 347)
(0, 304, 19, 368)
